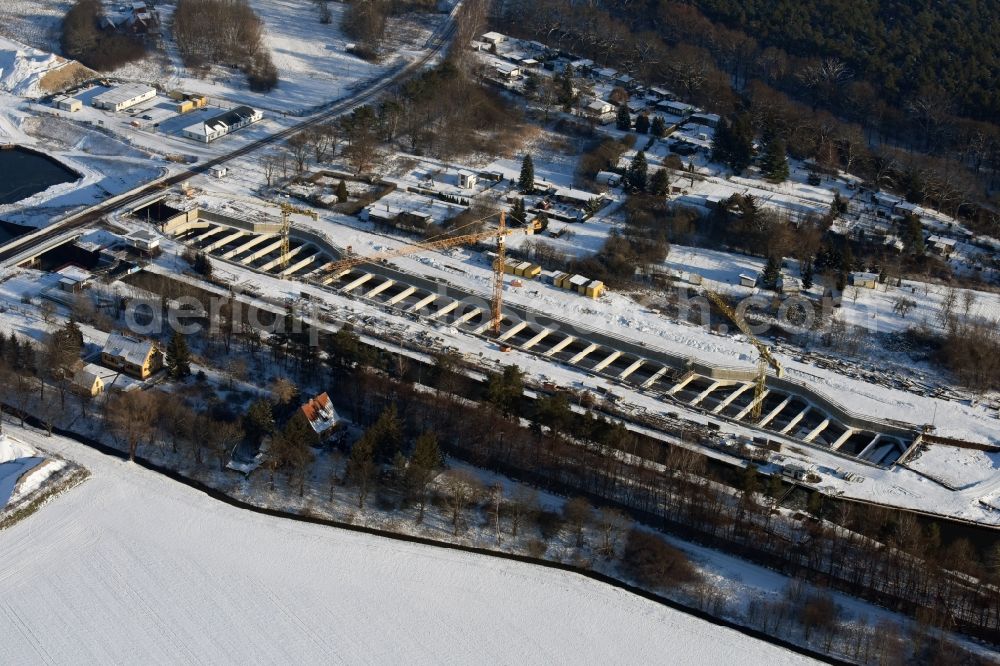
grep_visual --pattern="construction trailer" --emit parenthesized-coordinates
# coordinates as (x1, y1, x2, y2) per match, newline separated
(92, 83, 156, 112)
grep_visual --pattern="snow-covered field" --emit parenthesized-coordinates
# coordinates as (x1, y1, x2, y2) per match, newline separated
(0, 428, 814, 664)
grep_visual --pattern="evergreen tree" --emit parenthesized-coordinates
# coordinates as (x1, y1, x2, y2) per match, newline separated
(487, 364, 524, 418)
(634, 113, 650, 134)
(346, 432, 376, 508)
(615, 104, 631, 131)
(165, 331, 192, 379)
(801, 258, 814, 290)
(518, 154, 534, 194)
(649, 168, 670, 196)
(534, 211, 548, 232)
(405, 431, 442, 522)
(651, 115, 667, 137)
(761, 137, 789, 182)
(762, 255, 781, 289)
(510, 197, 526, 225)
(335, 179, 349, 203)
(556, 64, 575, 110)
(626, 150, 648, 192)
(712, 113, 754, 173)
(245, 399, 276, 445)
(904, 213, 925, 255)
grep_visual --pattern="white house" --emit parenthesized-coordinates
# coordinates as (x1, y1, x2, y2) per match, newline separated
(92, 84, 156, 112)
(495, 62, 521, 80)
(125, 229, 160, 253)
(55, 96, 82, 112)
(182, 106, 262, 143)
(481, 31, 506, 46)
(458, 170, 477, 189)
(850, 272, 879, 289)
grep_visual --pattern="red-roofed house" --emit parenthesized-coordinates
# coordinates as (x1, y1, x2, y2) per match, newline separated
(300, 393, 340, 440)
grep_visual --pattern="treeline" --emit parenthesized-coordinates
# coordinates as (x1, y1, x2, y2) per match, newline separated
(689, 0, 1000, 124)
(173, 0, 277, 91)
(61, 0, 146, 71)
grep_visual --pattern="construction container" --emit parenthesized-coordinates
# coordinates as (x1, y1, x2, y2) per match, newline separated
(514, 261, 532, 276)
(522, 264, 542, 279)
(553, 272, 570, 289)
(585, 280, 605, 299)
(568, 274, 589, 293)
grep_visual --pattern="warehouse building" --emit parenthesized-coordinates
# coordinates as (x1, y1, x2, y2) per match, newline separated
(92, 83, 157, 112)
(182, 106, 263, 143)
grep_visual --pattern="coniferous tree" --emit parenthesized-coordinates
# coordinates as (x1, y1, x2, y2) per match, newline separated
(245, 399, 276, 445)
(649, 168, 670, 196)
(518, 154, 534, 194)
(762, 255, 781, 289)
(347, 433, 376, 508)
(634, 114, 650, 134)
(651, 115, 667, 137)
(511, 197, 526, 225)
(165, 330, 192, 379)
(616, 104, 631, 131)
(762, 137, 789, 182)
(335, 179, 349, 203)
(801, 259, 814, 290)
(405, 431, 442, 522)
(712, 114, 754, 173)
(556, 64, 575, 110)
(626, 150, 648, 192)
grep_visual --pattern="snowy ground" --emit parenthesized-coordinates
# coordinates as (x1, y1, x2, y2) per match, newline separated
(0, 427, 815, 665)
(0, 433, 67, 508)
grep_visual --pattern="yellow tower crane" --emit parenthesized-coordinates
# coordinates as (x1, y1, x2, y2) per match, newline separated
(278, 202, 318, 270)
(316, 211, 512, 337)
(706, 290, 784, 421)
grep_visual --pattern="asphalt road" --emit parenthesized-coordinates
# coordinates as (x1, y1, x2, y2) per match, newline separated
(0, 13, 457, 265)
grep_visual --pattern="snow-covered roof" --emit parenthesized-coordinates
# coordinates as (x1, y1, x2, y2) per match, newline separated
(301, 393, 339, 434)
(928, 235, 957, 248)
(102, 333, 156, 367)
(56, 265, 92, 283)
(92, 83, 155, 107)
(72, 363, 108, 389)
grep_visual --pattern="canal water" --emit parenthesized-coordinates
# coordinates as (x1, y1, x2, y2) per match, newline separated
(0, 146, 79, 206)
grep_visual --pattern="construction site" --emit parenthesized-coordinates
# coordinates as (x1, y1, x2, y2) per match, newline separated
(130, 195, 918, 471)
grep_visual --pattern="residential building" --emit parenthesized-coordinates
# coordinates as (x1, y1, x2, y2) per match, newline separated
(125, 229, 160, 253)
(182, 106, 263, 143)
(101, 333, 163, 379)
(850, 272, 879, 289)
(458, 170, 477, 189)
(300, 392, 340, 440)
(480, 31, 506, 46)
(72, 364, 107, 397)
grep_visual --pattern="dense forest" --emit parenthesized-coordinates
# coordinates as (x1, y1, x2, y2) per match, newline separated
(690, 0, 1000, 123)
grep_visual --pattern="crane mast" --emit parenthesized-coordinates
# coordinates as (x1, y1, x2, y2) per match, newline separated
(490, 211, 506, 337)
(706, 290, 784, 421)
